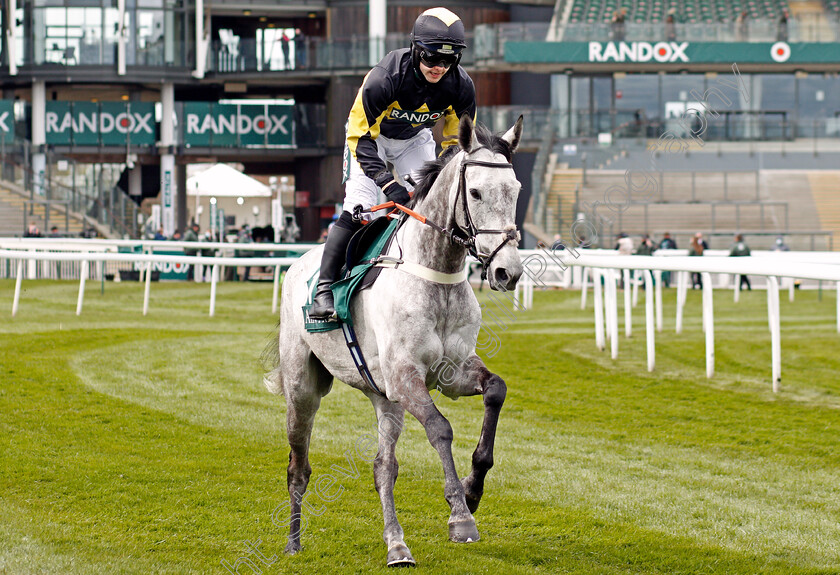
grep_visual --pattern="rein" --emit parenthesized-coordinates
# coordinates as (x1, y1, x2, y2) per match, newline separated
(352, 157, 517, 280)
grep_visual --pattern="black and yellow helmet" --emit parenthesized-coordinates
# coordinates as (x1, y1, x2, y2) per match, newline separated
(410, 8, 466, 72)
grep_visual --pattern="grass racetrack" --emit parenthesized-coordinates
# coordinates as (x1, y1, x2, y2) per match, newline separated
(1, 279, 839, 574)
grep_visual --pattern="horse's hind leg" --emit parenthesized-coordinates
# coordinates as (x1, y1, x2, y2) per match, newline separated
(441, 355, 507, 514)
(282, 351, 332, 555)
(368, 395, 415, 567)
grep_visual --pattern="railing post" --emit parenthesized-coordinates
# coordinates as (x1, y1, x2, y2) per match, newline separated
(623, 268, 632, 337)
(643, 269, 655, 372)
(581, 152, 587, 186)
(767, 276, 781, 392)
(593, 269, 605, 350)
(654, 269, 663, 332)
(723, 172, 728, 201)
(701, 271, 714, 378)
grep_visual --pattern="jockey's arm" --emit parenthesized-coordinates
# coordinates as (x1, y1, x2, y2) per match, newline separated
(346, 66, 395, 182)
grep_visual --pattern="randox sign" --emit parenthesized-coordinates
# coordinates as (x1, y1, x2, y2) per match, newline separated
(589, 42, 689, 63)
(0, 100, 13, 138)
(505, 41, 840, 65)
(45, 102, 156, 146)
(183, 102, 293, 147)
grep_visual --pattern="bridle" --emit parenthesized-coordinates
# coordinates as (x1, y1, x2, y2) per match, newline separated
(453, 158, 519, 279)
(352, 153, 519, 280)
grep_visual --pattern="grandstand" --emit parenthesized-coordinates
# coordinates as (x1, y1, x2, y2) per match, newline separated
(567, 0, 792, 23)
(537, 138, 839, 251)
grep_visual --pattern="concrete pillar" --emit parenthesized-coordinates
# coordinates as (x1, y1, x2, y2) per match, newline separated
(160, 82, 176, 236)
(369, 0, 386, 67)
(177, 160, 187, 232)
(128, 165, 142, 198)
(31, 80, 46, 196)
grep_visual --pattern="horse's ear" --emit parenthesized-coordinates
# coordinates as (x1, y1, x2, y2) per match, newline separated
(458, 115, 474, 153)
(501, 115, 524, 154)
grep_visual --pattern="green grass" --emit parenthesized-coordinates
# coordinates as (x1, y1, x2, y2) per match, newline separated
(1, 279, 839, 574)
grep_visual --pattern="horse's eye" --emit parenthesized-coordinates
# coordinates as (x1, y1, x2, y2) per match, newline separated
(469, 189, 481, 201)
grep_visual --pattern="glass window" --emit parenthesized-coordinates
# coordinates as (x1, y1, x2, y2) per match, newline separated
(798, 74, 840, 120)
(614, 74, 659, 134)
(758, 74, 795, 111)
(661, 73, 704, 139)
(570, 76, 590, 136)
(797, 74, 840, 137)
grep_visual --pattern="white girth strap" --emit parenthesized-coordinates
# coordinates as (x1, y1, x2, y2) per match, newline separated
(375, 259, 466, 284)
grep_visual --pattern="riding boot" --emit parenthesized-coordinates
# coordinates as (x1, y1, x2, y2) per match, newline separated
(310, 224, 356, 320)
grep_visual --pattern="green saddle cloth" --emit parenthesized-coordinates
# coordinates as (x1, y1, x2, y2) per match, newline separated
(303, 217, 400, 333)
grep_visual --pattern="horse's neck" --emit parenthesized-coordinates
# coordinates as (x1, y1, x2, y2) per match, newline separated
(398, 165, 466, 274)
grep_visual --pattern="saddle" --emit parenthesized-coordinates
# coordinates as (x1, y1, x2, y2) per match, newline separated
(303, 216, 402, 333)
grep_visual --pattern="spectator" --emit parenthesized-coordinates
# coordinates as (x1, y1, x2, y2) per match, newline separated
(280, 30, 292, 70)
(777, 10, 789, 42)
(48, 226, 61, 238)
(24, 223, 42, 237)
(636, 234, 655, 256)
(236, 224, 254, 281)
(615, 232, 634, 289)
(171, 230, 182, 241)
(614, 232, 634, 255)
(689, 233, 706, 289)
(665, 10, 677, 42)
(736, 11, 748, 41)
(611, 9, 626, 41)
(658, 232, 678, 287)
(294, 29, 306, 69)
(771, 236, 790, 251)
(282, 214, 301, 243)
(154, 227, 166, 241)
(729, 234, 752, 290)
(184, 222, 200, 280)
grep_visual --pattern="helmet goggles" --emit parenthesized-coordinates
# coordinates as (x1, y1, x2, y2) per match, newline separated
(417, 46, 460, 69)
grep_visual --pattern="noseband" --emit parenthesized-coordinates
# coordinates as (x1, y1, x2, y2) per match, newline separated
(454, 159, 519, 279)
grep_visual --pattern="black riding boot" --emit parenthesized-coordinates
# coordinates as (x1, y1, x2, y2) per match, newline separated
(310, 223, 357, 320)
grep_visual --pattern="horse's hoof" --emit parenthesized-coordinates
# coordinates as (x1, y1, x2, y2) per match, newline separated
(448, 520, 480, 543)
(386, 543, 416, 567)
(284, 541, 301, 555)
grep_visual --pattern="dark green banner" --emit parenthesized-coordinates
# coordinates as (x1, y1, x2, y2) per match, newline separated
(505, 41, 840, 65)
(45, 101, 156, 146)
(0, 100, 13, 137)
(183, 102, 294, 148)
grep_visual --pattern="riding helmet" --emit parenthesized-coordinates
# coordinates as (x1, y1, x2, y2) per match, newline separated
(410, 8, 466, 73)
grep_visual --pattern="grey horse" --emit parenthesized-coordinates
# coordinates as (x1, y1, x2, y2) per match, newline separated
(265, 115, 524, 567)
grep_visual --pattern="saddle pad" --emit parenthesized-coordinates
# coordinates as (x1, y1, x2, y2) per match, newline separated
(303, 216, 401, 332)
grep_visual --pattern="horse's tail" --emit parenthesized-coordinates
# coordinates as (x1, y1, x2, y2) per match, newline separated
(260, 322, 283, 395)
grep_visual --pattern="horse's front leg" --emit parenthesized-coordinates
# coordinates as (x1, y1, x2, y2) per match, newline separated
(368, 395, 415, 566)
(439, 354, 507, 514)
(389, 364, 479, 543)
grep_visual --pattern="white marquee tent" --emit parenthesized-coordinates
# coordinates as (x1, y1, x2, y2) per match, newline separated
(186, 164, 271, 198)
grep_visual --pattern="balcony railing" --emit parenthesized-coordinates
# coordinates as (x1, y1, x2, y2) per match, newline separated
(478, 107, 840, 142)
(207, 33, 475, 74)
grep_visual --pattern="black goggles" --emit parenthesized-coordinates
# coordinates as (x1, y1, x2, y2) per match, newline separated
(419, 49, 459, 69)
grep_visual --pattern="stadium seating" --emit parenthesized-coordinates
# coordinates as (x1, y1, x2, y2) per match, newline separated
(568, 0, 791, 23)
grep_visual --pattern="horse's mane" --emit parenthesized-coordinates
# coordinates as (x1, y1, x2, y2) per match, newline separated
(408, 123, 512, 209)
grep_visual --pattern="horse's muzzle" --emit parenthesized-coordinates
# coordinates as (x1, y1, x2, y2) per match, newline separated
(488, 250, 523, 292)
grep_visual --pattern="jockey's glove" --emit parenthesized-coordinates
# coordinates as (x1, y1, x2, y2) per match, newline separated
(375, 172, 412, 206)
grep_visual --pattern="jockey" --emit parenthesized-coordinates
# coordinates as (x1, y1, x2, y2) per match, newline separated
(309, 7, 477, 320)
